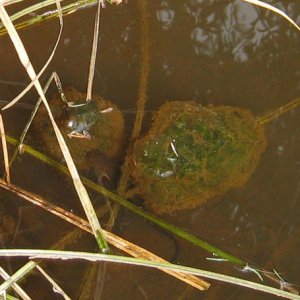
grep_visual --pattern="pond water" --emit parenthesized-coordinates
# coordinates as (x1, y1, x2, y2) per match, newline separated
(1, 0, 300, 299)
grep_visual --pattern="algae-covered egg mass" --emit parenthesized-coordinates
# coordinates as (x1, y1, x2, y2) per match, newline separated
(129, 101, 266, 214)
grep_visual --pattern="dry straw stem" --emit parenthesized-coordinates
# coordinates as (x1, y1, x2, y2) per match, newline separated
(242, 0, 300, 32)
(0, 0, 121, 35)
(0, 0, 97, 38)
(0, 261, 36, 295)
(35, 265, 71, 299)
(0, 179, 210, 291)
(0, 114, 10, 183)
(9, 72, 56, 167)
(0, 267, 30, 299)
(0, 261, 71, 299)
(1, 0, 23, 5)
(86, 0, 101, 102)
(1, 4, 63, 110)
(0, 2, 108, 253)
(0, 249, 299, 300)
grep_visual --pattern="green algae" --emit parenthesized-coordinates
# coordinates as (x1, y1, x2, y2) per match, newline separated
(129, 101, 266, 214)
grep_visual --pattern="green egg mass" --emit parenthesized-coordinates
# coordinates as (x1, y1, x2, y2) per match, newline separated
(129, 101, 266, 214)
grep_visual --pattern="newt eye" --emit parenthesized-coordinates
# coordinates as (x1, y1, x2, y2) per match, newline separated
(67, 119, 77, 130)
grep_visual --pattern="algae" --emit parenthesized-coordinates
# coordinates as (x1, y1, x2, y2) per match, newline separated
(129, 101, 266, 214)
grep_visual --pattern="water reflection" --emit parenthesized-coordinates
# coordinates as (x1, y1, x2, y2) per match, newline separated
(155, 0, 299, 63)
(156, 1, 176, 30)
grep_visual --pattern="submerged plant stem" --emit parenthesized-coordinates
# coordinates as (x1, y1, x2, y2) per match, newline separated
(4, 134, 244, 265)
(257, 97, 300, 125)
(131, 0, 150, 141)
(117, 0, 150, 196)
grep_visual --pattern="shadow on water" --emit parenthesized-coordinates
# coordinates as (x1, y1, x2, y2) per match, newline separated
(1, 0, 300, 299)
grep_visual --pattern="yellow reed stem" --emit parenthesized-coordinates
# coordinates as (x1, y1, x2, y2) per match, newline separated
(257, 97, 300, 125)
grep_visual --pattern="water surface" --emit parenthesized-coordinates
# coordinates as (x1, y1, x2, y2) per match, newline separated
(1, 0, 300, 299)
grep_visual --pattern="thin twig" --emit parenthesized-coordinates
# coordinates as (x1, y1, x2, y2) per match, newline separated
(0, 114, 10, 183)
(0, 267, 31, 300)
(86, 0, 101, 102)
(0, 261, 36, 294)
(35, 265, 71, 300)
(9, 72, 57, 167)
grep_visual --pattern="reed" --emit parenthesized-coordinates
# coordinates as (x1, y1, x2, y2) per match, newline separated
(0, 0, 300, 298)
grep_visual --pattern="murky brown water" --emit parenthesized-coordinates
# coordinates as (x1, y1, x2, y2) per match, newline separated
(1, 0, 300, 299)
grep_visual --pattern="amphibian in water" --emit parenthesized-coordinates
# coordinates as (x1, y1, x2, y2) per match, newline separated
(86, 149, 117, 191)
(62, 98, 99, 140)
(33, 88, 125, 170)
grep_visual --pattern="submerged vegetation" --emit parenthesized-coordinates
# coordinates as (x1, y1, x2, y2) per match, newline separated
(129, 96, 300, 214)
(129, 101, 266, 214)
